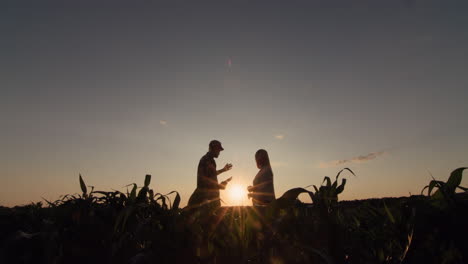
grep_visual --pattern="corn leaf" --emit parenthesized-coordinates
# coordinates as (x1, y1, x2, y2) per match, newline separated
(42, 198, 56, 207)
(79, 174, 87, 195)
(137, 187, 148, 202)
(336, 178, 347, 195)
(332, 179, 338, 190)
(114, 210, 124, 232)
(155, 194, 168, 209)
(431, 189, 444, 201)
(166, 191, 180, 210)
(422, 180, 440, 196)
(274, 187, 314, 208)
(148, 189, 155, 202)
(279, 187, 309, 201)
(400, 229, 414, 262)
(383, 201, 395, 224)
(336, 167, 356, 180)
(173, 192, 180, 210)
(322, 176, 331, 187)
(445, 167, 467, 194)
(313, 185, 319, 193)
(144, 174, 151, 187)
(129, 184, 137, 201)
(307, 191, 314, 202)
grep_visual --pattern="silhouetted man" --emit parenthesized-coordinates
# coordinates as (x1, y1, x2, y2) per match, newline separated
(188, 140, 233, 208)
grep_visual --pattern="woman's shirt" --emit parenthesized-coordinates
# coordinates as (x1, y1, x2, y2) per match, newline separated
(251, 166, 275, 206)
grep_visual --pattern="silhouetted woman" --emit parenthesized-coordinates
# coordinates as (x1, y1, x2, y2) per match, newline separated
(247, 149, 275, 206)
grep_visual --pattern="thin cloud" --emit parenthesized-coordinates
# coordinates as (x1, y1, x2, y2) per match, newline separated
(275, 134, 285, 140)
(319, 151, 387, 168)
(159, 120, 168, 126)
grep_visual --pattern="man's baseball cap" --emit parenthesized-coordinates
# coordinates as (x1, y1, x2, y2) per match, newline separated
(209, 140, 224, 150)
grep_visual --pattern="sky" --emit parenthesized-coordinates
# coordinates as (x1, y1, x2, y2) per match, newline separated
(1, 0, 467, 207)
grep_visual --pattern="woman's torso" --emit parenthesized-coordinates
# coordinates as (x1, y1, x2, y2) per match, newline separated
(252, 166, 275, 205)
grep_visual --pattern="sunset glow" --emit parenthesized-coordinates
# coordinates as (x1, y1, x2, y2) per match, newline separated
(1, 3, 467, 262)
(0, 2, 467, 208)
(227, 184, 248, 206)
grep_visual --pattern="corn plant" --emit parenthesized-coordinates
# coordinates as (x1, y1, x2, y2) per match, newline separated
(308, 168, 355, 213)
(421, 167, 467, 208)
(337, 198, 416, 264)
(2, 167, 468, 264)
(268, 168, 355, 212)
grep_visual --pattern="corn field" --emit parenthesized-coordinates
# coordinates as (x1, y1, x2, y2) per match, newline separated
(0, 168, 466, 264)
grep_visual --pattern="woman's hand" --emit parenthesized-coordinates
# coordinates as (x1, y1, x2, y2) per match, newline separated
(247, 185, 253, 192)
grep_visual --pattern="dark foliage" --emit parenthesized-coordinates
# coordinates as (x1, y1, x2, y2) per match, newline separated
(0, 168, 466, 264)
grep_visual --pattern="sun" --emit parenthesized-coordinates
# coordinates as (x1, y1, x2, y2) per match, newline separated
(227, 184, 247, 205)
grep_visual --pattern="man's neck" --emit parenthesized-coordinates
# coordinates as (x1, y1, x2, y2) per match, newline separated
(206, 151, 215, 158)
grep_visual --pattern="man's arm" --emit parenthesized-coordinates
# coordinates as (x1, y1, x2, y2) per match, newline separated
(217, 163, 233, 189)
(216, 163, 233, 175)
(218, 177, 232, 190)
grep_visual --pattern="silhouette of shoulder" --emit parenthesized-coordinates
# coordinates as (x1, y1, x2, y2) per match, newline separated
(199, 153, 216, 170)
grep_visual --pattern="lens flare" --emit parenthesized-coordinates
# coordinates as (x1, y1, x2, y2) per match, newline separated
(228, 184, 247, 205)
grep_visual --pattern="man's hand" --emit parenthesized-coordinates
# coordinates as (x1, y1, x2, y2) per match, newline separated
(247, 185, 253, 192)
(221, 176, 232, 185)
(222, 163, 233, 172)
(217, 163, 233, 175)
(219, 177, 232, 189)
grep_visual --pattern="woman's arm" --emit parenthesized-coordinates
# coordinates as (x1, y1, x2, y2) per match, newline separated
(251, 168, 275, 200)
(250, 168, 273, 192)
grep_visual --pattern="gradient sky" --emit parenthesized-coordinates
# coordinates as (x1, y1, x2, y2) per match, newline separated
(1, 0, 467, 207)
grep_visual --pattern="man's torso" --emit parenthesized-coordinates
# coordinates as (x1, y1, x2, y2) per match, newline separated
(196, 153, 219, 200)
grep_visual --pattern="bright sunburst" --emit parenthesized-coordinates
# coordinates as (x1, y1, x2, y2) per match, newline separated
(227, 184, 247, 205)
